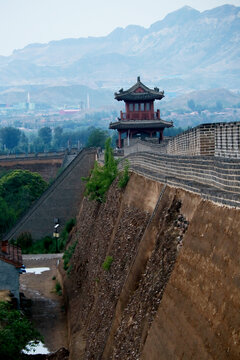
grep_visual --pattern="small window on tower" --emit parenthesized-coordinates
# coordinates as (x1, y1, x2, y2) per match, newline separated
(129, 104, 133, 111)
(140, 103, 144, 111)
(135, 103, 139, 111)
(146, 103, 150, 111)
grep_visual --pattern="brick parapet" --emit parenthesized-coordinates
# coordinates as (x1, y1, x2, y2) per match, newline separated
(121, 152, 240, 207)
(165, 121, 240, 158)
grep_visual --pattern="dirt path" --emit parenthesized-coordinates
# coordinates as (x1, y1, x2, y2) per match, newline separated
(20, 254, 68, 353)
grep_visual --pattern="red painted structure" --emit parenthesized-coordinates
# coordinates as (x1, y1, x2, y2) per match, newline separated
(109, 77, 173, 148)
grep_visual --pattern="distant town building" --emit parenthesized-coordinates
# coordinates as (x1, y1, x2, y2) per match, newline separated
(0, 240, 23, 306)
(109, 76, 173, 148)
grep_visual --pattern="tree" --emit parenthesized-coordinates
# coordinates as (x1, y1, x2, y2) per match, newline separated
(0, 127, 21, 150)
(53, 126, 63, 148)
(38, 127, 52, 146)
(0, 197, 16, 235)
(87, 128, 109, 148)
(0, 170, 47, 231)
(0, 301, 43, 359)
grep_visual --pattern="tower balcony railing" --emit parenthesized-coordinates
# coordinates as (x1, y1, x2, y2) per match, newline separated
(120, 109, 160, 121)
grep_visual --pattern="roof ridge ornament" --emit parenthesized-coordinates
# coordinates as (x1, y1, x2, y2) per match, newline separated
(137, 76, 140, 82)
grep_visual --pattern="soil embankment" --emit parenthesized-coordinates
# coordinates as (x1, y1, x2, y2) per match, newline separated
(62, 173, 240, 359)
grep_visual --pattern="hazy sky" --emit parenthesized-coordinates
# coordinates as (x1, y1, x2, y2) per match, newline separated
(1, 0, 240, 56)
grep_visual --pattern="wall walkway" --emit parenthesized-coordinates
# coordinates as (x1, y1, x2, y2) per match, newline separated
(121, 152, 240, 208)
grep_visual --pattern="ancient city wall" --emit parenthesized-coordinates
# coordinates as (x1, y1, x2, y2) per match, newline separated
(0, 151, 66, 182)
(166, 123, 215, 156)
(123, 138, 168, 156)
(165, 121, 240, 158)
(215, 121, 240, 158)
(62, 174, 240, 360)
(4, 148, 96, 241)
(121, 152, 240, 207)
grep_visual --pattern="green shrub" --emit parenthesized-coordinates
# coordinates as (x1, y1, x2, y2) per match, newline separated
(55, 282, 62, 296)
(67, 264, 73, 276)
(102, 256, 113, 271)
(65, 218, 76, 233)
(20, 236, 55, 254)
(82, 138, 118, 203)
(58, 218, 76, 252)
(0, 301, 43, 359)
(16, 231, 33, 249)
(118, 160, 130, 189)
(63, 241, 77, 271)
(14, 218, 77, 255)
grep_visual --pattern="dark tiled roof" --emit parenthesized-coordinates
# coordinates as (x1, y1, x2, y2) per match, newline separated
(114, 76, 164, 102)
(0, 241, 22, 268)
(109, 119, 173, 130)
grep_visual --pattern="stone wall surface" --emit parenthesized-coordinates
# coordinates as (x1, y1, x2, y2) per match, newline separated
(123, 139, 168, 156)
(0, 151, 66, 181)
(123, 121, 240, 159)
(62, 174, 240, 360)
(141, 187, 240, 360)
(0, 159, 63, 182)
(121, 152, 240, 207)
(4, 148, 96, 240)
(165, 122, 240, 158)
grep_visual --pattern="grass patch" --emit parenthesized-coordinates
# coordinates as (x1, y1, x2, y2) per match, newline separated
(102, 256, 113, 271)
(118, 160, 130, 189)
(63, 241, 77, 271)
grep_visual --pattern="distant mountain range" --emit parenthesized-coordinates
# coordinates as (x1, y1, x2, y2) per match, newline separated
(0, 4, 240, 92)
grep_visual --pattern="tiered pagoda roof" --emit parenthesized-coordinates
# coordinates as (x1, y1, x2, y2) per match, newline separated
(110, 119, 172, 130)
(114, 76, 164, 102)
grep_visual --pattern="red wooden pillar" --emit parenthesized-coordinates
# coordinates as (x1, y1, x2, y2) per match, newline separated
(118, 131, 122, 148)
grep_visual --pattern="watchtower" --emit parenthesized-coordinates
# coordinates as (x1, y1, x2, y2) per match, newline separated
(109, 76, 173, 148)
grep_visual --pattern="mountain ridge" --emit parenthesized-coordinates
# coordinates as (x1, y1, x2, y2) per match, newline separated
(1, 5, 240, 91)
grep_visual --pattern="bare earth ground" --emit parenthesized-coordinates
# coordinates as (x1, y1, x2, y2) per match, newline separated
(20, 254, 68, 353)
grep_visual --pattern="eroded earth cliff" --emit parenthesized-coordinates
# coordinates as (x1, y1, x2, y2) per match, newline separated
(61, 173, 240, 360)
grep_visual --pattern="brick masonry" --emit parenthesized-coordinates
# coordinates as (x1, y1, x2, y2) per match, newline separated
(121, 152, 240, 208)
(4, 148, 97, 241)
(124, 122, 240, 159)
(166, 122, 240, 158)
